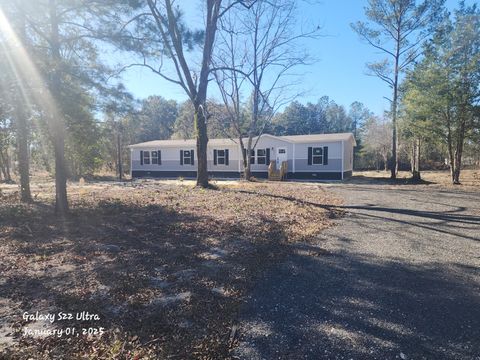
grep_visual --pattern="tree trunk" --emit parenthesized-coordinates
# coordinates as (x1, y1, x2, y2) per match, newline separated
(0, 156, 5, 181)
(453, 152, 462, 184)
(390, 26, 402, 180)
(245, 136, 254, 181)
(116, 129, 123, 181)
(0, 150, 10, 181)
(411, 138, 421, 181)
(453, 118, 466, 185)
(390, 75, 399, 179)
(446, 115, 456, 184)
(53, 128, 68, 213)
(15, 105, 32, 202)
(194, 106, 209, 187)
(238, 137, 251, 180)
(50, 0, 68, 214)
(13, 10, 32, 201)
(5, 150, 11, 181)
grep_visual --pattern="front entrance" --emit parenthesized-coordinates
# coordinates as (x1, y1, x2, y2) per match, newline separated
(276, 147, 287, 169)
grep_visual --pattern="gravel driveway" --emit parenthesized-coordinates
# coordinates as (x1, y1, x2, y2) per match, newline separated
(234, 182, 480, 359)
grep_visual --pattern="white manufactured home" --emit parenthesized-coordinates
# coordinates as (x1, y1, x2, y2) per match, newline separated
(129, 133, 355, 180)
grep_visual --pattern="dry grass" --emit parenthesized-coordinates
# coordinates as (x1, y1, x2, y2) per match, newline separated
(0, 179, 341, 359)
(352, 169, 480, 188)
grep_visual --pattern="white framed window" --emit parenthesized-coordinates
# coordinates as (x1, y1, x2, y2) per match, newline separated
(257, 149, 266, 164)
(217, 150, 226, 165)
(181, 149, 194, 165)
(183, 150, 191, 165)
(151, 151, 158, 164)
(214, 149, 229, 166)
(143, 151, 150, 165)
(312, 147, 323, 165)
(242, 149, 255, 164)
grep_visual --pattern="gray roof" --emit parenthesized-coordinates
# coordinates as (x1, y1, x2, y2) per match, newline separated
(128, 137, 236, 148)
(128, 133, 355, 148)
(281, 133, 355, 144)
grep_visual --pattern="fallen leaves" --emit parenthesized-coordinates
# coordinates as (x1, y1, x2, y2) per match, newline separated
(0, 179, 341, 359)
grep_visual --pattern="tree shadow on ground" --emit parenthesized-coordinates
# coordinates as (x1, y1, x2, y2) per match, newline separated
(343, 174, 435, 186)
(228, 188, 480, 242)
(236, 247, 480, 359)
(0, 199, 289, 359)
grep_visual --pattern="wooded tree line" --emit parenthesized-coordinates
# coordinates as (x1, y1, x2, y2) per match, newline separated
(0, 0, 479, 216)
(353, 0, 479, 182)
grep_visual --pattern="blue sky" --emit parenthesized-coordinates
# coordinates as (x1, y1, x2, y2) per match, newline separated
(119, 0, 469, 116)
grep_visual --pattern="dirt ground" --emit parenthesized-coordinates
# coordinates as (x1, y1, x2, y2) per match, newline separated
(235, 181, 480, 359)
(0, 179, 341, 359)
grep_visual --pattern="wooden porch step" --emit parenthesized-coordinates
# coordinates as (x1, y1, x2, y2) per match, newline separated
(268, 160, 288, 181)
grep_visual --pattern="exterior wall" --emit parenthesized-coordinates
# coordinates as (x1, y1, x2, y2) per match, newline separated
(343, 139, 354, 172)
(248, 136, 293, 173)
(131, 144, 241, 173)
(293, 141, 343, 172)
(131, 170, 345, 180)
(130, 135, 351, 180)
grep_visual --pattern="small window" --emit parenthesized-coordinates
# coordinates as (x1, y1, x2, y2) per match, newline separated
(151, 151, 158, 164)
(243, 149, 255, 164)
(257, 149, 266, 165)
(217, 149, 225, 165)
(183, 150, 191, 165)
(312, 147, 323, 165)
(143, 151, 150, 165)
(278, 149, 286, 154)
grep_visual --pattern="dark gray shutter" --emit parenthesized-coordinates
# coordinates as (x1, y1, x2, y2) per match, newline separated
(158, 150, 161, 165)
(250, 150, 255, 164)
(225, 149, 229, 165)
(266, 148, 270, 165)
(191, 150, 194, 165)
(140, 150, 144, 165)
(214, 149, 217, 165)
(308, 147, 313, 165)
(180, 150, 184, 165)
(323, 146, 328, 165)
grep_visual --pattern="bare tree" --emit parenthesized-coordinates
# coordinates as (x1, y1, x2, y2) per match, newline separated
(116, 0, 254, 187)
(213, 0, 319, 180)
(352, 0, 444, 179)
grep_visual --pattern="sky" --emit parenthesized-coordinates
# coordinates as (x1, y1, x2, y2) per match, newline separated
(118, 0, 470, 116)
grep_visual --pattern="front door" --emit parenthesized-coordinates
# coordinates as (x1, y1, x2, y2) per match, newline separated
(276, 147, 287, 169)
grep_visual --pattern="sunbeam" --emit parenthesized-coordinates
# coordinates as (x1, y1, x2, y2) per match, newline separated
(0, 6, 63, 134)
